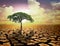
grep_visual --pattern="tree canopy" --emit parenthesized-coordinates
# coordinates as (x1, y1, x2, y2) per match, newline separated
(7, 12, 34, 23)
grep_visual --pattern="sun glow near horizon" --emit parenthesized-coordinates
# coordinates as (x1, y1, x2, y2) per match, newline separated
(13, 9, 30, 14)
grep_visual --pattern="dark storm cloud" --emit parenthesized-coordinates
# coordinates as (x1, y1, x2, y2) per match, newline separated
(37, 0, 60, 9)
(0, 0, 60, 9)
(0, 0, 27, 6)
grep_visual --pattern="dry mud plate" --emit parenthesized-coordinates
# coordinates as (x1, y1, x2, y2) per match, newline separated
(0, 24, 60, 46)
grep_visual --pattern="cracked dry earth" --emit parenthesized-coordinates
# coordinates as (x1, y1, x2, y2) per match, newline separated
(0, 31, 60, 46)
(0, 25, 60, 46)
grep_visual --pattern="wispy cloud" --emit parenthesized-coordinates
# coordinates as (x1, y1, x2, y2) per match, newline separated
(0, 6, 13, 20)
(28, 0, 60, 24)
(51, 2, 60, 10)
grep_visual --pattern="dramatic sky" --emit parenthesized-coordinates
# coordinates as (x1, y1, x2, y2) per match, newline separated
(0, 0, 60, 9)
(0, 0, 60, 25)
(0, 0, 60, 12)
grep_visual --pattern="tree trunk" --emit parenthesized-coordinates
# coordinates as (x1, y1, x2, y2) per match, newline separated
(20, 21, 22, 35)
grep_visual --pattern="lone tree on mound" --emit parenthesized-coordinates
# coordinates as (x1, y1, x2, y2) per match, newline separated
(7, 12, 34, 34)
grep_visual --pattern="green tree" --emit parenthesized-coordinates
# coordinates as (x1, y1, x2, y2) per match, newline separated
(7, 12, 34, 34)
